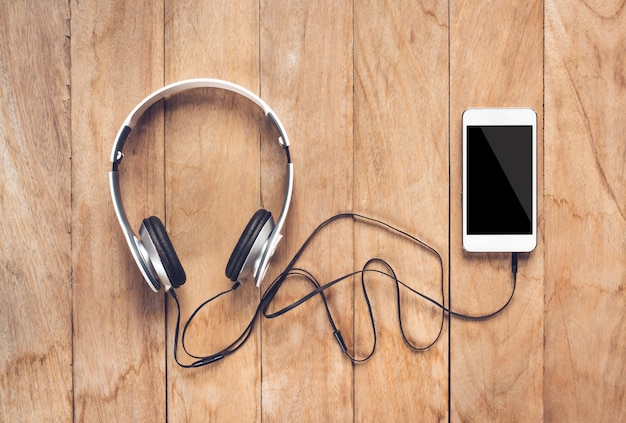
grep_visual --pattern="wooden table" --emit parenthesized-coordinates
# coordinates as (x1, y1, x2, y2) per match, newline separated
(1, 1, 624, 421)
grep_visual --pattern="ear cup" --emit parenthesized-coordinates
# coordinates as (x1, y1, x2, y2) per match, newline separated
(142, 216, 187, 289)
(226, 209, 272, 282)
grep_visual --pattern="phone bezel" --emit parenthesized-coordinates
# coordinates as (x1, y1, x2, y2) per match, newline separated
(462, 108, 537, 253)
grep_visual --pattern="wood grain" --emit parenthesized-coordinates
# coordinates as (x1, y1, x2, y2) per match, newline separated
(260, 1, 353, 421)
(259, 1, 355, 420)
(164, 2, 261, 421)
(2, 1, 625, 421)
(71, 1, 166, 421)
(354, 0, 449, 420)
(0, 2, 71, 421)
(449, 0, 545, 421)
(544, 0, 626, 421)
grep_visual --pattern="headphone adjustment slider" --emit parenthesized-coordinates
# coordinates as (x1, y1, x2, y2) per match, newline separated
(112, 151, 124, 171)
(267, 111, 290, 148)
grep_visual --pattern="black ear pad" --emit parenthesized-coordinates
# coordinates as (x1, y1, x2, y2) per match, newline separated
(226, 209, 272, 282)
(142, 216, 187, 289)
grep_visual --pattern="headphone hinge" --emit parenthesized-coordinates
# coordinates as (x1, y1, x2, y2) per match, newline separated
(267, 111, 290, 148)
(112, 151, 124, 171)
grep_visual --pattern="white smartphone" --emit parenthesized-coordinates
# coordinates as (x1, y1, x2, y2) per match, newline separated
(462, 108, 537, 252)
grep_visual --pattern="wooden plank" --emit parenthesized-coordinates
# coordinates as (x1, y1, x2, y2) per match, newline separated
(163, 2, 261, 421)
(544, 1, 626, 421)
(353, 0, 449, 420)
(0, 2, 71, 421)
(449, 0, 544, 420)
(71, 1, 166, 421)
(259, 1, 355, 420)
(8, 2, 626, 420)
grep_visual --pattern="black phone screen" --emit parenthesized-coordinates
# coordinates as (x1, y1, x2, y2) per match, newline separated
(466, 125, 533, 235)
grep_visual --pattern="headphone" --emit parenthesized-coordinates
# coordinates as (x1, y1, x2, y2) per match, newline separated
(109, 79, 293, 293)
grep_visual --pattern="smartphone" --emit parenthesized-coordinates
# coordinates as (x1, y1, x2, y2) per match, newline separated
(462, 108, 537, 252)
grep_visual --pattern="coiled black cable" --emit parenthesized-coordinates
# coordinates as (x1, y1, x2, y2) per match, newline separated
(169, 213, 518, 367)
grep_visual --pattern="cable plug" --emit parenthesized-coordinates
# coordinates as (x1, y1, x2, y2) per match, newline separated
(192, 355, 224, 367)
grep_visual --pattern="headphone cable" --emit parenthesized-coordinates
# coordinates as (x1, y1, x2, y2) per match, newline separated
(169, 213, 519, 367)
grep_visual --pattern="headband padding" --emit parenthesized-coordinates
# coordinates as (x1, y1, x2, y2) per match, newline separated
(226, 209, 272, 282)
(143, 216, 187, 289)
